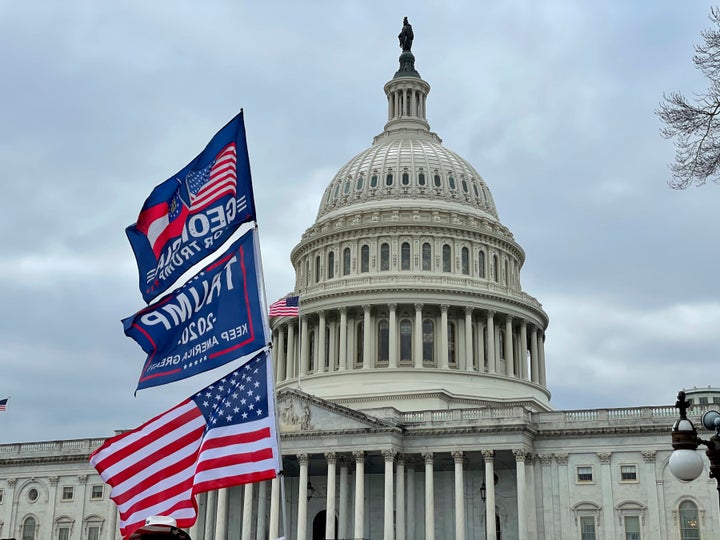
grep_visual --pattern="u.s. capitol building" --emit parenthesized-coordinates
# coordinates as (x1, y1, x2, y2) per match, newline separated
(1, 25, 717, 540)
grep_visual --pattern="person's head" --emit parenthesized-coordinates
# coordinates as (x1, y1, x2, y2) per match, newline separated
(403, 17, 408, 25)
(129, 516, 191, 540)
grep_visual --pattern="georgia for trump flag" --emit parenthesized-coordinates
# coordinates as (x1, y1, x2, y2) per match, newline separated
(90, 350, 280, 538)
(126, 112, 257, 303)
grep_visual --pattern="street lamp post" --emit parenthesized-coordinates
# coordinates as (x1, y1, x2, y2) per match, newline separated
(669, 390, 720, 511)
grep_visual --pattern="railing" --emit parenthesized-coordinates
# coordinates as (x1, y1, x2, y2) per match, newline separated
(0, 438, 106, 457)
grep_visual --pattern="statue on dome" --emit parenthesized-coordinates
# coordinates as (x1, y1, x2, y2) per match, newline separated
(398, 17, 414, 51)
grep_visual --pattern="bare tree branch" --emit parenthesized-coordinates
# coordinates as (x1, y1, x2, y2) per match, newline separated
(657, 7, 720, 189)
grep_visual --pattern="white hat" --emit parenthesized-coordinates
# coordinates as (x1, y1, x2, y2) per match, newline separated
(128, 516, 191, 540)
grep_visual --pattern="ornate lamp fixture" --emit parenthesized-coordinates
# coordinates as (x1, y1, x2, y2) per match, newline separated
(670, 390, 720, 508)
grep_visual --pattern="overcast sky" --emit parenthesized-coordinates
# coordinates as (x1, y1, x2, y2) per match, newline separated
(1, 1, 719, 443)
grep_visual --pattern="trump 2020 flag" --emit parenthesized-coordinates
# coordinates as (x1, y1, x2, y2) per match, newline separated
(126, 112, 257, 303)
(123, 229, 268, 391)
(90, 350, 280, 538)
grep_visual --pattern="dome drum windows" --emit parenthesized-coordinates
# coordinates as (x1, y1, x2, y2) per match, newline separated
(442, 244, 452, 272)
(343, 247, 351, 276)
(401, 242, 411, 270)
(422, 242, 432, 271)
(380, 242, 390, 271)
(360, 245, 370, 273)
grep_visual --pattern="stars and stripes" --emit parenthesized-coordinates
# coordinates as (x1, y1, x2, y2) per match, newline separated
(268, 295, 300, 317)
(89, 351, 279, 538)
(186, 143, 237, 212)
(0, 398, 7, 412)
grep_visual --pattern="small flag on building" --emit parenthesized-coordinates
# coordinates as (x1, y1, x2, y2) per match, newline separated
(0, 398, 7, 412)
(268, 295, 299, 318)
(90, 350, 279, 538)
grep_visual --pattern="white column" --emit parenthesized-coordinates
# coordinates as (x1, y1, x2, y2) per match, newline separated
(530, 327, 539, 383)
(204, 490, 217, 540)
(423, 452, 435, 540)
(483, 451, 496, 540)
(276, 328, 286, 383)
(407, 461, 416, 540)
(318, 311, 326, 373)
(353, 451, 365, 539)
(505, 316, 514, 376)
(329, 317, 337, 372)
(384, 450, 396, 540)
(241, 483, 254, 540)
(486, 311, 496, 373)
(599, 453, 615, 538)
(256, 481, 268, 540)
(414, 303, 423, 368)
(539, 331, 547, 386)
(514, 450, 527, 540)
(642, 451, 662, 536)
(215, 488, 229, 540)
(396, 455, 406, 540)
(326, 452, 337, 540)
(519, 321, 528, 380)
(389, 303, 398, 368)
(464, 307, 473, 371)
(440, 305, 449, 369)
(556, 453, 571, 540)
(453, 452, 466, 540)
(339, 458, 350, 540)
(297, 454, 309, 540)
(339, 307, 348, 371)
(363, 304, 372, 369)
(286, 323, 296, 379)
(268, 477, 280, 540)
(477, 321, 486, 371)
(300, 316, 309, 376)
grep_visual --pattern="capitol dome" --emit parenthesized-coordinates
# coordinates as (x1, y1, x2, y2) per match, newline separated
(272, 45, 550, 412)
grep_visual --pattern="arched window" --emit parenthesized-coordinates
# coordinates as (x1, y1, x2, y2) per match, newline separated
(679, 500, 701, 540)
(356, 176, 364, 191)
(461, 178, 469, 193)
(448, 321, 456, 366)
(503, 259, 508, 285)
(400, 319, 412, 363)
(401, 242, 411, 270)
(422, 242, 432, 271)
(442, 244, 451, 272)
(434, 173, 442, 187)
(343, 247, 351, 276)
(401, 171, 410, 186)
(356, 322, 364, 366)
(343, 179, 351, 195)
(306, 260, 311, 286)
(498, 329, 505, 359)
(327, 251, 335, 279)
(478, 250, 486, 278)
(380, 243, 390, 271)
(315, 255, 320, 283)
(492, 254, 499, 282)
(378, 320, 389, 364)
(386, 172, 394, 186)
(22, 516, 36, 540)
(418, 172, 426, 186)
(360, 245, 370, 273)
(370, 174, 378, 188)
(461, 247, 469, 275)
(448, 175, 456, 190)
(422, 319, 435, 364)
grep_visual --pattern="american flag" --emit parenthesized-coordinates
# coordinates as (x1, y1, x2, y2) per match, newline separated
(269, 295, 300, 317)
(186, 143, 237, 211)
(90, 352, 279, 538)
(0, 398, 7, 412)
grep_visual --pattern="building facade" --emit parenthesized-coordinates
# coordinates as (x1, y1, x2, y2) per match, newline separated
(1, 33, 718, 540)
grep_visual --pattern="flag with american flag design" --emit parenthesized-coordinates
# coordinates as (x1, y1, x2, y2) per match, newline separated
(89, 350, 279, 538)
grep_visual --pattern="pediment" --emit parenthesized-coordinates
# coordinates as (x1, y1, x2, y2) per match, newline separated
(276, 388, 398, 435)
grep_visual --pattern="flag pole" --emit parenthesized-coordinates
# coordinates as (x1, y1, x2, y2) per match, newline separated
(253, 223, 290, 538)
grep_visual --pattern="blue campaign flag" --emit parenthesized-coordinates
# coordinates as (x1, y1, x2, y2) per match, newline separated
(123, 229, 269, 391)
(126, 112, 257, 303)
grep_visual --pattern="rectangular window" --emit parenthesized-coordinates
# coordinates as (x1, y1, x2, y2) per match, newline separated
(580, 516, 596, 540)
(59, 527, 70, 540)
(621, 464, 638, 482)
(577, 466, 593, 483)
(88, 526, 100, 540)
(62, 486, 74, 501)
(624, 515, 641, 540)
(91, 485, 104, 499)
(699, 397, 709, 405)
(0, 488, 3, 504)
